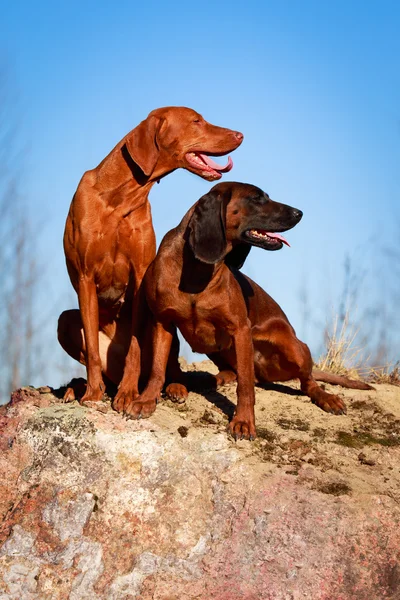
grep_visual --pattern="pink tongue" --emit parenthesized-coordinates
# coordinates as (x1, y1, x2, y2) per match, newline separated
(199, 153, 233, 172)
(265, 232, 290, 247)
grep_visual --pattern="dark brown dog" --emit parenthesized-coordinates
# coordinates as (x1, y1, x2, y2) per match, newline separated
(114, 182, 303, 439)
(206, 271, 373, 413)
(115, 182, 373, 437)
(58, 107, 243, 403)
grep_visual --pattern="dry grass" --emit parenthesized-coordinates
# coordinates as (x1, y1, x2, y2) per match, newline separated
(316, 313, 366, 379)
(316, 312, 399, 386)
(369, 362, 400, 386)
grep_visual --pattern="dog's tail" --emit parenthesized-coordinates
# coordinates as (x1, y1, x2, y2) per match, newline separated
(312, 369, 374, 390)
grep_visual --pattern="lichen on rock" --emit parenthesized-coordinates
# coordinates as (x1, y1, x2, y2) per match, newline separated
(0, 370, 400, 599)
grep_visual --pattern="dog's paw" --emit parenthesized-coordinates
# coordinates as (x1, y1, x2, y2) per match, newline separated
(80, 382, 105, 404)
(112, 388, 139, 414)
(61, 378, 87, 403)
(313, 391, 347, 415)
(123, 397, 158, 420)
(62, 386, 76, 403)
(165, 383, 188, 403)
(215, 370, 237, 387)
(229, 415, 256, 441)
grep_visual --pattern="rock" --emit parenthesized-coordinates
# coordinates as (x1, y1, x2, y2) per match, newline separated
(0, 365, 400, 599)
(177, 425, 189, 438)
(200, 408, 224, 425)
(81, 400, 110, 413)
(36, 386, 53, 394)
(358, 452, 376, 466)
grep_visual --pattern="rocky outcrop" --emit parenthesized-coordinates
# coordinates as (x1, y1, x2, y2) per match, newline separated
(1, 369, 400, 599)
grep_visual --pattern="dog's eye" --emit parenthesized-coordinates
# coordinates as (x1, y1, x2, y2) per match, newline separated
(193, 119, 201, 124)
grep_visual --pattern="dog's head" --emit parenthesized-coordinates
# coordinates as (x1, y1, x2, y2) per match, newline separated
(187, 182, 302, 266)
(124, 107, 243, 181)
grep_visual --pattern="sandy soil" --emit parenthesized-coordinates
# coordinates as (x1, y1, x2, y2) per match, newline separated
(152, 359, 400, 503)
(52, 357, 400, 504)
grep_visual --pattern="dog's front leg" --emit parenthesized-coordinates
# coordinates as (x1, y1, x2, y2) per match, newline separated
(229, 322, 256, 440)
(113, 282, 147, 413)
(78, 278, 105, 402)
(112, 332, 141, 414)
(119, 319, 174, 419)
(164, 328, 189, 403)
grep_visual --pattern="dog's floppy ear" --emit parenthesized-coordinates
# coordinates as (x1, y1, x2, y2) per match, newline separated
(224, 244, 251, 270)
(188, 189, 229, 264)
(125, 115, 162, 177)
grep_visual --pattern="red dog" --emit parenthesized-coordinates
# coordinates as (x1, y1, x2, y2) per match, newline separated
(58, 107, 243, 403)
(113, 182, 372, 439)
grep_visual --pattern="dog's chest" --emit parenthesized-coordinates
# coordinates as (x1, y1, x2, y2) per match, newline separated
(90, 214, 155, 299)
(180, 319, 232, 354)
(158, 291, 233, 353)
(83, 201, 155, 268)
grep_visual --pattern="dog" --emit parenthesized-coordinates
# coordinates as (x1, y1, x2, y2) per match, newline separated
(205, 270, 373, 412)
(114, 181, 373, 438)
(58, 107, 243, 403)
(112, 181, 303, 439)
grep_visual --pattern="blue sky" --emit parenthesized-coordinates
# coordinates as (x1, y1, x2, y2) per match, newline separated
(1, 0, 399, 386)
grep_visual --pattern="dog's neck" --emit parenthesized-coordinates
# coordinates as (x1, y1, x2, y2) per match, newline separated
(94, 143, 174, 211)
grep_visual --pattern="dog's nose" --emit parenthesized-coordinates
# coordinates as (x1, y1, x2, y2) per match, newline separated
(293, 208, 303, 221)
(234, 131, 244, 142)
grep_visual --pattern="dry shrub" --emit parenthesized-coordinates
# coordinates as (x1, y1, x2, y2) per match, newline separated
(316, 312, 366, 379)
(317, 312, 399, 386)
(369, 362, 400, 386)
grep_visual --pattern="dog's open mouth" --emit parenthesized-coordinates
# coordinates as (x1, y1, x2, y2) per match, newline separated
(244, 229, 290, 250)
(185, 152, 233, 180)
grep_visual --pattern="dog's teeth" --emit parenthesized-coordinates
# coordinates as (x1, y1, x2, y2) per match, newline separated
(249, 229, 270, 240)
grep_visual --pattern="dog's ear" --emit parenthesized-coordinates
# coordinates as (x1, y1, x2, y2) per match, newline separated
(125, 115, 162, 177)
(188, 189, 229, 264)
(224, 244, 251, 270)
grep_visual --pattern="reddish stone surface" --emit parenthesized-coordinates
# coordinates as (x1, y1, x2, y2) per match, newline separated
(0, 384, 399, 599)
